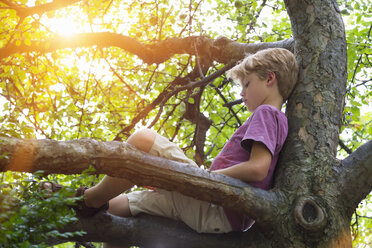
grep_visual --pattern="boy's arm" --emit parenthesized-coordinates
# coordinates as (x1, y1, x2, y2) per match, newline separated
(212, 141, 272, 183)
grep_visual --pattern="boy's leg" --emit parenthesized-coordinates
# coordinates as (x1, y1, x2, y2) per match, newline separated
(42, 129, 157, 248)
(125, 132, 233, 234)
(97, 128, 196, 217)
(42, 129, 157, 215)
(84, 129, 157, 210)
(89, 129, 157, 248)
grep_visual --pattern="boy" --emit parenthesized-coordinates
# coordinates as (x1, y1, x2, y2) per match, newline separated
(41, 48, 298, 246)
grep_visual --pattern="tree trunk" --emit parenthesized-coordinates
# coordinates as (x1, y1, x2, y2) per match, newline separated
(273, 0, 352, 247)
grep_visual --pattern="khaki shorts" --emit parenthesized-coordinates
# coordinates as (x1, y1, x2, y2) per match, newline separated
(127, 131, 232, 233)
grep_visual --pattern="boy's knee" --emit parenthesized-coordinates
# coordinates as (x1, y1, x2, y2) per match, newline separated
(127, 128, 156, 153)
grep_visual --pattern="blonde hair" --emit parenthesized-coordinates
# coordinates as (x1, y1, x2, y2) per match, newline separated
(227, 48, 299, 101)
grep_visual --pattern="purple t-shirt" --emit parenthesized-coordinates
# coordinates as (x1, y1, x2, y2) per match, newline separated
(210, 104, 288, 231)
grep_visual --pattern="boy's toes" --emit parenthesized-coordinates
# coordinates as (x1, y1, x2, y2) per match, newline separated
(42, 182, 52, 190)
(39, 182, 63, 198)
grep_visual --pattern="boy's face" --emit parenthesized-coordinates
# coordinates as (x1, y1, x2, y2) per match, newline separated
(240, 72, 270, 112)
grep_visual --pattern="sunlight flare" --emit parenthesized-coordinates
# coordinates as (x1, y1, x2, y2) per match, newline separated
(47, 16, 79, 36)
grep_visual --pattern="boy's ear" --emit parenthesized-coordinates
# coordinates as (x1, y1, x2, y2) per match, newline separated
(266, 71, 277, 86)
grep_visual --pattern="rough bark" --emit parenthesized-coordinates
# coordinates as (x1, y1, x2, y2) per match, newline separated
(270, 0, 353, 247)
(1, 0, 81, 18)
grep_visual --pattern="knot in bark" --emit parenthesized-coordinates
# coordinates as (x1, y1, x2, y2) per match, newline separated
(294, 196, 327, 232)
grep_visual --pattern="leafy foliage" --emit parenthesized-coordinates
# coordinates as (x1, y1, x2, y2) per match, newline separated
(0, 171, 86, 247)
(338, 1, 372, 247)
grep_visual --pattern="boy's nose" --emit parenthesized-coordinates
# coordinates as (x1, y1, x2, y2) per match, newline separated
(240, 91, 244, 97)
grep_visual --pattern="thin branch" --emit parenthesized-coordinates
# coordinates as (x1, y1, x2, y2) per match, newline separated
(144, 64, 159, 93)
(244, 0, 267, 40)
(356, 214, 372, 219)
(368, 23, 372, 39)
(147, 56, 211, 129)
(147, 100, 166, 129)
(102, 54, 138, 96)
(223, 98, 243, 108)
(1, 0, 81, 18)
(338, 139, 353, 154)
(171, 114, 185, 142)
(75, 242, 95, 248)
(0, 0, 17, 7)
(212, 84, 242, 126)
(76, 70, 90, 139)
(156, 102, 180, 132)
(353, 78, 372, 88)
(113, 58, 209, 141)
(349, 55, 362, 92)
(178, 0, 203, 37)
(149, 56, 209, 130)
(102, 0, 114, 16)
(194, 41, 205, 78)
(162, 61, 237, 105)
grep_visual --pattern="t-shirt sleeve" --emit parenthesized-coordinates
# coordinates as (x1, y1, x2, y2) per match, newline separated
(241, 108, 278, 156)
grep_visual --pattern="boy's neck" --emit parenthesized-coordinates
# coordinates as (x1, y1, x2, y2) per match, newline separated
(261, 98, 284, 112)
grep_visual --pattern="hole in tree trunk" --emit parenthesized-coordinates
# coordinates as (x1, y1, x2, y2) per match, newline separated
(302, 201, 317, 223)
(294, 196, 327, 231)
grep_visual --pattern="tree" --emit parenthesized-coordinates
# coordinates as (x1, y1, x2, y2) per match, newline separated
(0, 0, 371, 247)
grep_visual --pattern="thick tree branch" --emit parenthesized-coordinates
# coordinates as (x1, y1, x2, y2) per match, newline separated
(211, 36, 294, 64)
(57, 213, 269, 247)
(0, 32, 294, 64)
(183, 89, 212, 165)
(0, 33, 153, 62)
(0, 137, 281, 232)
(336, 139, 372, 216)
